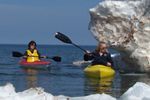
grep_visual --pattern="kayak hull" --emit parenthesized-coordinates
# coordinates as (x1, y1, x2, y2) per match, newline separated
(84, 65, 115, 78)
(19, 60, 51, 69)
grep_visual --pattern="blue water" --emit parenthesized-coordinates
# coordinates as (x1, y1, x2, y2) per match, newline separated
(0, 44, 149, 97)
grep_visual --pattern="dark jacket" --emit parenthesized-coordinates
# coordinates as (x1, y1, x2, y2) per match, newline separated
(84, 51, 113, 67)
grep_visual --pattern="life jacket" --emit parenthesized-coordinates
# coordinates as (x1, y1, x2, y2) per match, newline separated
(26, 49, 40, 62)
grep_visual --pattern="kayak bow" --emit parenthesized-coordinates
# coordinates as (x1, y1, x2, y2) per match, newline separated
(19, 59, 50, 69)
(84, 65, 115, 78)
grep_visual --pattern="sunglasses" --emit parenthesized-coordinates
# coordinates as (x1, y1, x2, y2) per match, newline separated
(101, 46, 107, 50)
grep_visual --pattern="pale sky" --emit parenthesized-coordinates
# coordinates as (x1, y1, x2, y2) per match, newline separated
(0, 0, 101, 45)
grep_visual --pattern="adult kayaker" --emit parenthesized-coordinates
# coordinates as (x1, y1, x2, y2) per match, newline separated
(84, 42, 113, 67)
(23, 40, 46, 62)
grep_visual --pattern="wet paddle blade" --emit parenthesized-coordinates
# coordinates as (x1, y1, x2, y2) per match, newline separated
(54, 32, 87, 53)
(47, 56, 61, 62)
(55, 32, 72, 44)
(12, 51, 24, 57)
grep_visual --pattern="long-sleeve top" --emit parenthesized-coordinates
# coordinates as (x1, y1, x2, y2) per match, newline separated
(84, 51, 114, 67)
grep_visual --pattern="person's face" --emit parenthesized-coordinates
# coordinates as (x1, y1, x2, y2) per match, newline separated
(30, 44, 36, 50)
(99, 44, 107, 53)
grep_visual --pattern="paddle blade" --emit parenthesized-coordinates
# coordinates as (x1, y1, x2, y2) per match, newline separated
(55, 32, 72, 44)
(12, 51, 24, 57)
(49, 56, 61, 62)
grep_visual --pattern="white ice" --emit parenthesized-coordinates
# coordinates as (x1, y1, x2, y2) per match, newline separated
(0, 82, 150, 100)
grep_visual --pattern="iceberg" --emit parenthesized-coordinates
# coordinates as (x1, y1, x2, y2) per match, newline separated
(0, 83, 54, 100)
(0, 83, 116, 100)
(1, 82, 150, 100)
(70, 94, 116, 100)
(89, 0, 150, 72)
(119, 82, 150, 100)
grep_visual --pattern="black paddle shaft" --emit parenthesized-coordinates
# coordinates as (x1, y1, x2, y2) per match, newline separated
(72, 43, 87, 53)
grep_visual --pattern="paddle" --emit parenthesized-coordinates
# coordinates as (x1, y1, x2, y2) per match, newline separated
(12, 51, 61, 62)
(55, 32, 87, 53)
(54, 32, 115, 68)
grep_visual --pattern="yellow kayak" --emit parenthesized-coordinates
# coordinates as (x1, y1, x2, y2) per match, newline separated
(84, 65, 115, 78)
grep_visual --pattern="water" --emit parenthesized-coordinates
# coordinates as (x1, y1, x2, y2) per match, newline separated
(0, 44, 149, 98)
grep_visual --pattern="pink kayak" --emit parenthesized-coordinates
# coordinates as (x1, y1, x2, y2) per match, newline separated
(19, 59, 51, 68)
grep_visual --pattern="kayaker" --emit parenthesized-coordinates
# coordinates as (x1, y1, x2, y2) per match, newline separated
(84, 42, 113, 67)
(24, 40, 46, 62)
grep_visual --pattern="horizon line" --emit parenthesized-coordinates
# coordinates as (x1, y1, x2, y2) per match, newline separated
(0, 43, 96, 46)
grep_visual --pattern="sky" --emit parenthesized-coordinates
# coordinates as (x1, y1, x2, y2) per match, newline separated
(0, 0, 101, 45)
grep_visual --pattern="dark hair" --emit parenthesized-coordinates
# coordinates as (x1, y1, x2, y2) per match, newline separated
(28, 40, 37, 49)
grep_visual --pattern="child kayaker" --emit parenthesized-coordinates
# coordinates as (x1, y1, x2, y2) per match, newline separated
(24, 40, 46, 62)
(84, 42, 113, 67)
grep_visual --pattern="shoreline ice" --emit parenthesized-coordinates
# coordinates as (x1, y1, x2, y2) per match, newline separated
(0, 82, 150, 100)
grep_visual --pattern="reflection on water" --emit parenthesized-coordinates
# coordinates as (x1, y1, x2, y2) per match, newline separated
(21, 66, 49, 89)
(84, 76, 114, 95)
(84, 72, 150, 98)
(24, 68, 38, 88)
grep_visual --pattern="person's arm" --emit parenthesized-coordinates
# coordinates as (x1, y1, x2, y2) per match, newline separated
(23, 51, 28, 59)
(37, 50, 46, 58)
(37, 50, 41, 57)
(84, 52, 94, 61)
(107, 53, 114, 67)
(92, 53, 113, 66)
(37, 50, 45, 59)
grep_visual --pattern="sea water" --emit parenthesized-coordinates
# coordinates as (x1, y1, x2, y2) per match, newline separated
(0, 44, 149, 98)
